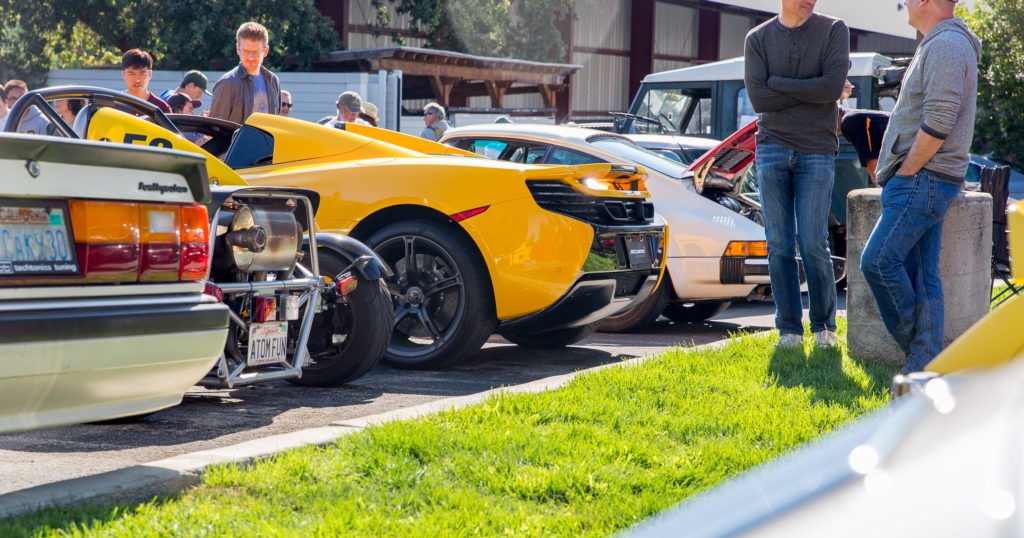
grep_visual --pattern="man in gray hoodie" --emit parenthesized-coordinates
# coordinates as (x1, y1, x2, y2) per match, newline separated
(860, 0, 982, 374)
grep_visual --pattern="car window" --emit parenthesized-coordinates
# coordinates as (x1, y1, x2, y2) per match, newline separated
(547, 147, 600, 165)
(223, 125, 275, 169)
(459, 138, 509, 160)
(524, 146, 548, 164)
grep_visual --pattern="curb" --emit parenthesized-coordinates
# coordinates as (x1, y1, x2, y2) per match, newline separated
(0, 338, 733, 518)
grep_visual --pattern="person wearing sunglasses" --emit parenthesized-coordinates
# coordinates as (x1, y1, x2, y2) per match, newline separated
(279, 90, 293, 117)
(210, 21, 281, 124)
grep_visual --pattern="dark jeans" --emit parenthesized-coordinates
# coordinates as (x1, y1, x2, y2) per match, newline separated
(860, 170, 961, 373)
(756, 141, 838, 336)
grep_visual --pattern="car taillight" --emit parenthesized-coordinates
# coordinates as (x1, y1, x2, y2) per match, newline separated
(139, 204, 180, 281)
(179, 203, 210, 280)
(69, 200, 209, 283)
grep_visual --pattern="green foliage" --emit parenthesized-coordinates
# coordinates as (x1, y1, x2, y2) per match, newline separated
(369, 0, 573, 62)
(962, 0, 1024, 167)
(0, 319, 894, 537)
(0, 0, 339, 87)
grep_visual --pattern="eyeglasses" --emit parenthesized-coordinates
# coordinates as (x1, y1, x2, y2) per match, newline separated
(281, 103, 293, 109)
(238, 47, 265, 58)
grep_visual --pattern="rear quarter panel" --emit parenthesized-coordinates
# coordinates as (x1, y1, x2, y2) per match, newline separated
(241, 158, 596, 319)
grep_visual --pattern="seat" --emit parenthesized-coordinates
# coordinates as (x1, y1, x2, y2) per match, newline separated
(979, 165, 1021, 306)
(71, 104, 94, 138)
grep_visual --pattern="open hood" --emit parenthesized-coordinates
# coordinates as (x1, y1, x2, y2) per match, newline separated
(685, 120, 757, 196)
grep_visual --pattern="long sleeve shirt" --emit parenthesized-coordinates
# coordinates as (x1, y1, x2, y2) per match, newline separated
(743, 13, 850, 155)
(874, 18, 982, 185)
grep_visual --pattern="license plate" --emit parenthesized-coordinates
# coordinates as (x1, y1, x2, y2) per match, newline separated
(0, 200, 78, 276)
(624, 235, 652, 268)
(247, 322, 289, 366)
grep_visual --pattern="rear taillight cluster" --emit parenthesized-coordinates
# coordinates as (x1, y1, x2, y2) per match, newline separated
(69, 201, 210, 282)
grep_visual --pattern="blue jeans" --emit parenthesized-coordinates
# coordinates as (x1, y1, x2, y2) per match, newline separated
(860, 171, 961, 373)
(756, 140, 837, 336)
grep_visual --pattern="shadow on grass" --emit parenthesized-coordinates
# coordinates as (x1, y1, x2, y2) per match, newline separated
(768, 344, 893, 408)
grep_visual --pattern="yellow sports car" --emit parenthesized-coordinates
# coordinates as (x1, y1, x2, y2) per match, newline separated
(31, 86, 666, 369)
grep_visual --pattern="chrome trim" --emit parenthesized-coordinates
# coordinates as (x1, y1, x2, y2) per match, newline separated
(0, 281, 204, 300)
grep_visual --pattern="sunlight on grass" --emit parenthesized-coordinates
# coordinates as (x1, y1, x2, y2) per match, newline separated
(2, 317, 896, 537)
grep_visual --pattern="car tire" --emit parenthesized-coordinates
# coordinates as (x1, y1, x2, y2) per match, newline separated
(367, 220, 497, 369)
(663, 301, 731, 323)
(597, 276, 672, 333)
(289, 247, 395, 387)
(500, 320, 601, 348)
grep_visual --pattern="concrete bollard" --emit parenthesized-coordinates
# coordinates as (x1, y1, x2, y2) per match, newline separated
(846, 189, 992, 366)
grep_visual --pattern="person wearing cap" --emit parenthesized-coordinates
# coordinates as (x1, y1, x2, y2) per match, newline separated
(160, 70, 211, 104)
(359, 101, 379, 127)
(166, 93, 202, 115)
(318, 91, 370, 128)
(210, 21, 281, 124)
(166, 93, 207, 144)
(419, 102, 450, 141)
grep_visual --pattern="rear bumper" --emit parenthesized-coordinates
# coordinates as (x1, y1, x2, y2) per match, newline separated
(499, 273, 659, 333)
(720, 257, 771, 285)
(0, 292, 229, 433)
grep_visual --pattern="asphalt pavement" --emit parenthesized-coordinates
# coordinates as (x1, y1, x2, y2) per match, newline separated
(0, 295, 844, 517)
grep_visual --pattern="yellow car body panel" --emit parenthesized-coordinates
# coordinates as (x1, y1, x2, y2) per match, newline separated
(321, 120, 482, 158)
(85, 107, 246, 186)
(926, 202, 1024, 374)
(240, 155, 597, 319)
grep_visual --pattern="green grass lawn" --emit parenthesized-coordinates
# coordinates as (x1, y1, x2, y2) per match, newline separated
(3, 318, 896, 537)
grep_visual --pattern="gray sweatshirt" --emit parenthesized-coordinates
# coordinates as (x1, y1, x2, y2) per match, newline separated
(875, 18, 982, 185)
(744, 13, 850, 155)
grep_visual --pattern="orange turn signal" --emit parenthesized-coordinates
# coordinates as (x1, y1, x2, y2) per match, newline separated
(723, 240, 768, 258)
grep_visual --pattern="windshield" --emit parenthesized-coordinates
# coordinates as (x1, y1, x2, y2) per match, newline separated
(588, 136, 687, 179)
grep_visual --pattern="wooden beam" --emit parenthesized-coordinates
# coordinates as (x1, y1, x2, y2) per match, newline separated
(374, 58, 570, 86)
(538, 85, 558, 108)
(485, 81, 513, 108)
(427, 75, 460, 106)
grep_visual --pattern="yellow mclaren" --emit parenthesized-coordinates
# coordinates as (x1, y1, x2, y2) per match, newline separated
(26, 87, 667, 369)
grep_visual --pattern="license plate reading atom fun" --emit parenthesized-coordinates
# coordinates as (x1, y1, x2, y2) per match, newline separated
(247, 322, 290, 366)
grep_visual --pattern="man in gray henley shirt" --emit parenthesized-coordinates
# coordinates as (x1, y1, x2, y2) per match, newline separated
(743, 0, 849, 350)
(861, 0, 981, 374)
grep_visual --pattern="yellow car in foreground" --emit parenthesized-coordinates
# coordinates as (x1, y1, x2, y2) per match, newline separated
(41, 87, 666, 368)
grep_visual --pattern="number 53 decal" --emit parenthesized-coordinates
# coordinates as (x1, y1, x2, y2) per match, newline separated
(123, 133, 174, 148)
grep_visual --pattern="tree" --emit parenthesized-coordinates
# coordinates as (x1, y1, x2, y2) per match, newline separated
(962, 0, 1024, 167)
(0, 0, 339, 88)
(369, 0, 573, 63)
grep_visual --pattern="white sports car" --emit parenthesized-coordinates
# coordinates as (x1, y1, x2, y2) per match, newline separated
(441, 122, 770, 330)
(0, 131, 229, 433)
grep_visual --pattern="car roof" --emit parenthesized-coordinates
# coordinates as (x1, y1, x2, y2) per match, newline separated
(442, 123, 633, 146)
(641, 52, 891, 84)
(628, 134, 718, 151)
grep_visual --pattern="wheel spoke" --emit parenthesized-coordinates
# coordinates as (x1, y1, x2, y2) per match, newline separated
(393, 303, 415, 328)
(423, 274, 462, 297)
(403, 236, 419, 283)
(414, 308, 444, 342)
